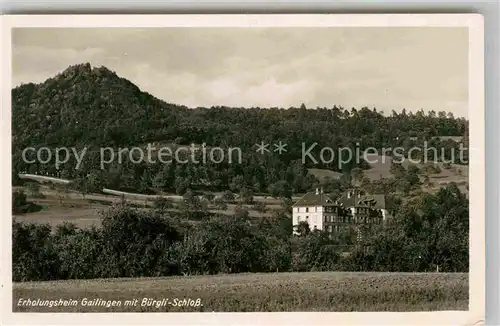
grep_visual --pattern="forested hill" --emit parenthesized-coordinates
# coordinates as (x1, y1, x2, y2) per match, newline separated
(13, 62, 468, 153)
(12, 63, 187, 150)
(12, 63, 469, 194)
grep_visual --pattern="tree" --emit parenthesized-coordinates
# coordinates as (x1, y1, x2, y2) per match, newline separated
(239, 187, 254, 204)
(229, 175, 246, 192)
(268, 181, 292, 199)
(390, 162, 406, 178)
(222, 190, 235, 203)
(345, 184, 469, 272)
(294, 221, 310, 237)
(152, 171, 166, 190)
(26, 182, 41, 197)
(422, 163, 441, 175)
(71, 172, 102, 199)
(12, 169, 23, 186)
(351, 167, 364, 183)
(12, 190, 31, 214)
(154, 196, 174, 210)
(203, 193, 215, 202)
(99, 205, 183, 277)
(213, 197, 228, 210)
(181, 189, 205, 214)
(280, 198, 293, 214)
(262, 236, 292, 272)
(252, 201, 267, 214)
(12, 221, 59, 281)
(234, 204, 250, 219)
(293, 230, 339, 272)
(175, 177, 189, 195)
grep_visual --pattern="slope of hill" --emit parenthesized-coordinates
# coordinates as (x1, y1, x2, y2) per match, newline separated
(11, 63, 469, 195)
(12, 63, 186, 149)
(12, 62, 468, 152)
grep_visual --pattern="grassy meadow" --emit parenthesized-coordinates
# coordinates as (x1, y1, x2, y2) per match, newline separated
(13, 272, 468, 312)
(308, 154, 469, 194)
(12, 183, 288, 230)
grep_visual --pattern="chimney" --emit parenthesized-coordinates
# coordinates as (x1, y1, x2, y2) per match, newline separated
(320, 187, 324, 194)
(315, 188, 319, 195)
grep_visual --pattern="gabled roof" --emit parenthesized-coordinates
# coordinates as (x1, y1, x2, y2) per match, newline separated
(293, 189, 387, 210)
(338, 194, 386, 209)
(292, 192, 336, 207)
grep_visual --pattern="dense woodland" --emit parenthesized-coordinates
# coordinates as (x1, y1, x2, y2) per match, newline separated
(11, 63, 469, 280)
(12, 63, 468, 195)
(12, 183, 468, 281)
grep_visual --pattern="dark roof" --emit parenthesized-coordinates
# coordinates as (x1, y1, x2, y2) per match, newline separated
(338, 194, 386, 209)
(292, 192, 336, 207)
(293, 189, 387, 209)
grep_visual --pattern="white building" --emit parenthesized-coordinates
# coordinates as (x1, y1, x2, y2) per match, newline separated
(292, 188, 390, 236)
(292, 188, 330, 232)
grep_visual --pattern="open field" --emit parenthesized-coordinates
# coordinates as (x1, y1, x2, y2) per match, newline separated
(309, 154, 468, 194)
(15, 162, 468, 231)
(18, 174, 301, 203)
(12, 272, 468, 312)
(13, 182, 288, 230)
(307, 168, 343, 182)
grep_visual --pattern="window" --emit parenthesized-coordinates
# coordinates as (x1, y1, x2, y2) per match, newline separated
(315, 207, 318, 212)
(305, 207, 309, 213)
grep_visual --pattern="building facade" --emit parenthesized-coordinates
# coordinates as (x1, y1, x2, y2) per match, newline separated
(292, 188, 390, 238)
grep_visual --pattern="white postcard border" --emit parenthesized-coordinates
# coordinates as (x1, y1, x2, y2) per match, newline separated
(0, 14, 485, 326)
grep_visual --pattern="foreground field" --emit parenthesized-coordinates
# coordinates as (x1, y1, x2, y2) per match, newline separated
(13, 272, 468, 312)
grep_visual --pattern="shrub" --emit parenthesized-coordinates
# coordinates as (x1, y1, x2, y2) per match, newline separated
(12, 190, 41, 214)
(12, 221, 59, 281)
(153, 196, 174, 210)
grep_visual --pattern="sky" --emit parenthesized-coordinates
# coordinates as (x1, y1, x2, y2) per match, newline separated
(12, 27, 469, 117)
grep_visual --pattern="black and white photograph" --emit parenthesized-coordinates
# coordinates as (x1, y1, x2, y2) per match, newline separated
(1, 14, 485, 325)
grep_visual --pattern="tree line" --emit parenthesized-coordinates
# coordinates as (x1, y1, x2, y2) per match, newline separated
(12, 64, 468, 196)
(12, 183, 468, 282)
